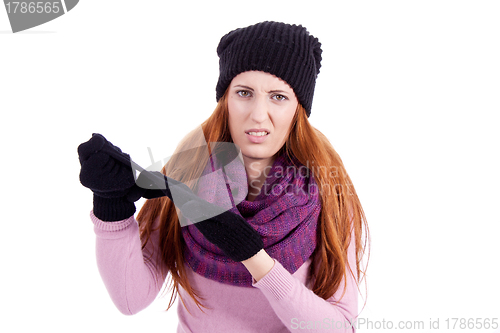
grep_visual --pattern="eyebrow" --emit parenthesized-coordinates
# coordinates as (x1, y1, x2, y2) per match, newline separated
(233, 85, 289, 94)
(269, 90, 288, 94)
(233, 85, 254, 91)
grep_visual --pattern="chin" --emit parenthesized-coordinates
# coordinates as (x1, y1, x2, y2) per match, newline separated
(240, 147, 278, 161)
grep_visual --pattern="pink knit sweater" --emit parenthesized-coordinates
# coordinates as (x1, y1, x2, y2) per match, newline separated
(91, 211, 359, 332)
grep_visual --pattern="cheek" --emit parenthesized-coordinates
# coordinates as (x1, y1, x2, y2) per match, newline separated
(227, 106, 242, 140)
(227, 114, 236, 138)
(275, 108, 296, 138)
(275, 122, 291, 143)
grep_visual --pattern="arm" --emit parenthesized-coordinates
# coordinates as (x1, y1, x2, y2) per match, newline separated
(91, 211, 166, 315)
(78, 134, 168, 314)
(246, 238, 358, 332)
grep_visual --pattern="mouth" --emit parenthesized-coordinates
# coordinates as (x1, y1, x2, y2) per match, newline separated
(245, 131, 269, 136)
(245, 129, 270, 143)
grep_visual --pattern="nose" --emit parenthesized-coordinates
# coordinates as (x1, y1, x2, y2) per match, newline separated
(250, 96, 269, 123)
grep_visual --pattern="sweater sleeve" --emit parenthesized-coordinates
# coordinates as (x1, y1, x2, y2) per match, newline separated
(90, 211, 166, 315)
(252, 236, 359, 332)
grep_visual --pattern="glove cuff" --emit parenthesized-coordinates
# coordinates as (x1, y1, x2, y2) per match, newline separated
(93, 194, 136, 222)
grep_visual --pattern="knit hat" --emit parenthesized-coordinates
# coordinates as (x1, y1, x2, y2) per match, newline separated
(216, 21, 322, 117)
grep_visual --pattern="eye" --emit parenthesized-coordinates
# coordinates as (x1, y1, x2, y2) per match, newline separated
(237, 90, 252, 98)
(272, 94, 288, 101)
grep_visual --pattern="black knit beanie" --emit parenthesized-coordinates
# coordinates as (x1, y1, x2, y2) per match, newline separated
(216, 21, 322, 117)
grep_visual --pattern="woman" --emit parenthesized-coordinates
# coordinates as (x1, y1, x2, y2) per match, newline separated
(78, 21, 368, 332)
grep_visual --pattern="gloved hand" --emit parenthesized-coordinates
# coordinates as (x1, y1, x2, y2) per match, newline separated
(181, 200, 264, 262)
(78, 133, 263, 261)
(78, 133, 145, 221)
(133, 161, 264, 262)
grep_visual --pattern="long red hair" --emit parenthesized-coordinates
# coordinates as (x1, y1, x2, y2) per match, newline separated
(136, 91, 369, 311)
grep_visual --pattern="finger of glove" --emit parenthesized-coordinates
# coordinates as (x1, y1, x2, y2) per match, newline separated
(126, 184, 146, 202)
(80, 151, 135, 193)
(180, 199, 228, 224)
(77, 133, 106, 165)
(192, 210, 264, 261)
(194, 209, 259, 240)
(99, 138, 132, 167)
(133, 170, 174, 200)
(136, 171, 168, 190)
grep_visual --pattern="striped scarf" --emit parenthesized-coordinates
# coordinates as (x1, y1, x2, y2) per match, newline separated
(181, 152, 321, 287)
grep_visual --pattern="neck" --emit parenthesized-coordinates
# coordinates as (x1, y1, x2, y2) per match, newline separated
(243, 155, 276, 201)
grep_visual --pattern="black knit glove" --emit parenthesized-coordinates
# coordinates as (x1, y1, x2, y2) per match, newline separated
(78, 133, 263, 261)
(78, 133, 146, 221)
(180, 200, 264, 262)
(134, 166, 264, 262)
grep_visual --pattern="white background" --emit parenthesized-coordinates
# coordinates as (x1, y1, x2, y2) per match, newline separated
(1, 1, 499, 332)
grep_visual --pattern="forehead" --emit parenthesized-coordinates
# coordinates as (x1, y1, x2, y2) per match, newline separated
(230, 71, 294, 92)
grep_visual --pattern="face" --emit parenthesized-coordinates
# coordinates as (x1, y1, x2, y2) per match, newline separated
(227, 71, 298, 166)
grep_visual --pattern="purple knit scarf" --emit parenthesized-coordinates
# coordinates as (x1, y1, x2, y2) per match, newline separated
(181, 151, 321, 287)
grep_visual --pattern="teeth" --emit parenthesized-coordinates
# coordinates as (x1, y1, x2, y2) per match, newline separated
(248, 131, 268, 136)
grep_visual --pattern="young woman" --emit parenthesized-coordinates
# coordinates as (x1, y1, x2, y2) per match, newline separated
(78, 21, 368, 332)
